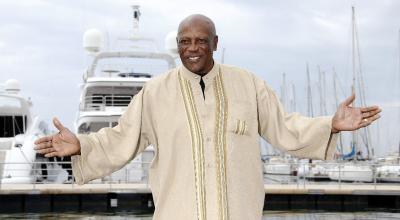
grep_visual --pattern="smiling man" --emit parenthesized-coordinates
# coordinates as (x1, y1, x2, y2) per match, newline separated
(35, 14, 381, 220)
(177, 15, 217, 75)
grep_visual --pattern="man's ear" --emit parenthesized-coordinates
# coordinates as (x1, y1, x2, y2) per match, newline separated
(213, 35, 218, 51)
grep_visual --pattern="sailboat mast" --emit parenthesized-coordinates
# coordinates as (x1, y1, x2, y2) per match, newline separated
(351, 6, 357, 97)
(398, 29, 400, 159)
(221, 47, 226, 64)
(306, 62, 314, 117)
(291, 83, 296, 112)
(351, 6, 359, 158)
(355, 15, 373, 158)
(352, 6, 374, 159)
(318, 66, 323, 115)
(333, 68, 344, 156)
(281, 73, 289, 111)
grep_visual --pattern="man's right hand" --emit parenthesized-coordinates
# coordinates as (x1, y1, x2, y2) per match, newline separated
(34, 118, 81, 157)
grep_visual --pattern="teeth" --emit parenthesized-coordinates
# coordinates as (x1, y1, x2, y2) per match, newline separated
(188, 56, 200, 61)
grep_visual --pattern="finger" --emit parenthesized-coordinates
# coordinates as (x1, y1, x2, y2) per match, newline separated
(34, 141, 52, 150)
(366, 114, 381, 123)
(53, 117, 67, 132)
(45, 152, 60, 158)
(361, 106, 380, 113)
(34, 136, 53, 145)
(37, 147, 55, 155)
(359, 114, 381, 128)
(343, 93, 355, 106)
(362, 109, 381, 118)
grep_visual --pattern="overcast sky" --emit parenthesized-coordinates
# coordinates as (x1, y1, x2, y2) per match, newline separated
(0, 0, 399, 156)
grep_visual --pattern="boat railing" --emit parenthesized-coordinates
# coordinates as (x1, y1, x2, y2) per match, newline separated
(82, 95, 133, 111)
(1, 161, 400, 189)
(0, 161, 152, 189)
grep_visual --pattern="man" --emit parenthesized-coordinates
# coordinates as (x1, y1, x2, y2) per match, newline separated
(35, 14, 381, 220)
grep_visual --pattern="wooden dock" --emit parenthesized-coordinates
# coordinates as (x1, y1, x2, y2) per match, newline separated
(1, 183, 400, 195)
(0, 183, 151, 194)
(264, 183, 400, 195)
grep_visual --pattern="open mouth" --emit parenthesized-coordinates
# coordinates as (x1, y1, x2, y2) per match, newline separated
(187, 56, 200, 62)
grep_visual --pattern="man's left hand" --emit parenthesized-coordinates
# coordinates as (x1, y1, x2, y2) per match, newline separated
(331, 93, 381, 133)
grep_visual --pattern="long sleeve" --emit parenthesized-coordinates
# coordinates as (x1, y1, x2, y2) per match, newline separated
(254, 75, 337, 160)
(71, 89, 153, 184)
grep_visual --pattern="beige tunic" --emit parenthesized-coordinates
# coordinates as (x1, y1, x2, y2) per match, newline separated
(72, 63, 337, 220)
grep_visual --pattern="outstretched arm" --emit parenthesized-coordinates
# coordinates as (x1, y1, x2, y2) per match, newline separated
(331, 93, 381, 133)
(34, 118, 81, 157)
(35, 89, 153, 184)
(255, 76, 337, 160)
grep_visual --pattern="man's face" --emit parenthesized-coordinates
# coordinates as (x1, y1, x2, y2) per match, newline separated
(177, 23, 218, 75)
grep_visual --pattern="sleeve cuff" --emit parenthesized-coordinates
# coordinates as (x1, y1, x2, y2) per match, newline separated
(324, 132, 338, 161)
(71, 135, 91, 185)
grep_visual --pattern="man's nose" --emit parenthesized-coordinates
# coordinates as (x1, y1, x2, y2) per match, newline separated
(187, 41, 199, 51)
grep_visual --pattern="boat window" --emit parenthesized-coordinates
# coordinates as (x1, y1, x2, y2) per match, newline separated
(0, 115, 27, 137)
(92, 94, 134, 107)
(78, 121, 118, 134)
(84, 86, 142, 110)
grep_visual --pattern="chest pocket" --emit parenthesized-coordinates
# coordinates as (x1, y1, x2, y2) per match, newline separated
(227, 100, 256, 136)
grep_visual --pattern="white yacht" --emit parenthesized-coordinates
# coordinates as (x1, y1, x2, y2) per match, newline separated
(327, 161, 374, 183)
(75, 5, 176, 183)
(377, 165, 400, 182)
(264, 156, 296, 176)
(376, 154, 400, 182)
(297, 160, 331, 181)
(0, 79, 53, 183)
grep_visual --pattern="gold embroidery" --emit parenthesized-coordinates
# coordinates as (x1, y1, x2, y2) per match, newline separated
(243, 121, 247, 135)
(234, 119, 247, 135)
(235, 119, 240, 134)
(179, 73, 206, 220)
(240, 120, 246, 135)
(214, 71, 229, 220)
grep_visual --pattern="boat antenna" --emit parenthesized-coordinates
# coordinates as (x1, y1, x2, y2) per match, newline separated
(131, 5, 141, 37)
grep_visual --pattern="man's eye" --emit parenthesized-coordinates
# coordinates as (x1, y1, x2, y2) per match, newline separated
(179, 39, 190, 45)
(198, 39, 208, 44)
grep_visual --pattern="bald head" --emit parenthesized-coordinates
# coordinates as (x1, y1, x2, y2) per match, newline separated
(176, 14, 218, 75)
(178, 14, 216, 37)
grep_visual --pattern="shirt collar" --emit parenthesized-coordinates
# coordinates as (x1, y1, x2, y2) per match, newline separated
(180, 62, 220, 83)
